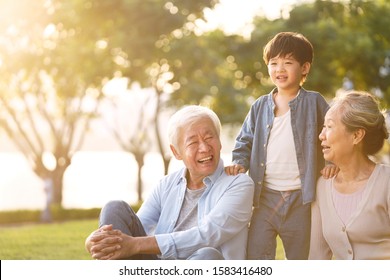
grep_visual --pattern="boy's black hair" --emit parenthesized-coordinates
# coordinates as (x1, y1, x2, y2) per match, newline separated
(263, 32, 313, 66)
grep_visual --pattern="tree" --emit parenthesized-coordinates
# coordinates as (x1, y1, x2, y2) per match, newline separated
(0, 0, 217, 209)
(103, 82, 155, 203)
(247, 0, 390, 103)
(184, 0, 390, 126)
(164, 28, 257, 124)
(0, 0, 106, 208)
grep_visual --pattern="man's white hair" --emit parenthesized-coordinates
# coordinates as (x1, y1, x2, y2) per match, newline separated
(168, 105, 221, 149)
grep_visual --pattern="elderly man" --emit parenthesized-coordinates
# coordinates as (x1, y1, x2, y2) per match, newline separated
(85, 105, 254, 260)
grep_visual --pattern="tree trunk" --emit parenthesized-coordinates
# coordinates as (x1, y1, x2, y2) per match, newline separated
(52, 168, 64, 206)
(51, 156, 71, 206)
(153, 88, 171, 175)
(134, 153, 145, 203)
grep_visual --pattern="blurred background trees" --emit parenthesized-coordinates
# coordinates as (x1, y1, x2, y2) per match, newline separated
(0, 0, 215, 212)
(0, 0, 389, 214)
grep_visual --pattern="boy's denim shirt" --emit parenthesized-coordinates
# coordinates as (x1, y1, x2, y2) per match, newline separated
(232, 87, 329, 206)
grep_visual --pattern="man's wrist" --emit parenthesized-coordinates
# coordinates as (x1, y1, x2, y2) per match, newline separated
(137, 236, 160, 255)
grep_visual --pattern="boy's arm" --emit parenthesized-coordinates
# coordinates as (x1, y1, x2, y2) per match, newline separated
(321, 163, 339, 179)
(231, 107, 257, 170)
(224, 164, 246, 175)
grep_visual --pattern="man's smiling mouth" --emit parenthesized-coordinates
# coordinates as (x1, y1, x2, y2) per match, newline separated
(198, 156, 213, 163)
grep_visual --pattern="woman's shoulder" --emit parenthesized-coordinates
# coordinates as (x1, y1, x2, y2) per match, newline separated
(374, 164, 390, 181)
(316, 176, 332, 196)
(377, 163, 390, 171)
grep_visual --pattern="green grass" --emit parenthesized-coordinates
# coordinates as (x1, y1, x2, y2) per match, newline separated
(0, 219, 98, 260)
(0, 219, 286, 260)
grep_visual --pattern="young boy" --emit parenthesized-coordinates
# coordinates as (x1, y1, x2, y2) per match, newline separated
(225, 32, 333, 259)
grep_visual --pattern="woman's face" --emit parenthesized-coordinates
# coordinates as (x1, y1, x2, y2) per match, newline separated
(319, 107, 356, 164)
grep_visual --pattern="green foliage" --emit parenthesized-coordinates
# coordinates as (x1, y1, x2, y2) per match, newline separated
(1, 0, 389, 125)
(0, 0, 216, 207)
(165, 0, 390, 124)
(247, 0, 390, 105)
(0, 208, 98, 224)
(0, 210, 41, 225)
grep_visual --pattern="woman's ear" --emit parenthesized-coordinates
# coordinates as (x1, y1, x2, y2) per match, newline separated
(170, 144, 182, 160)
(353, 128, 366, 145)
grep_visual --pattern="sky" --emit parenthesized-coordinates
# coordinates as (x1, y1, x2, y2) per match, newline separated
(203, 0, 313, 37)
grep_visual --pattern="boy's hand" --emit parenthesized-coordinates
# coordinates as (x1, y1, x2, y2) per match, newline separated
(225, 164, 246, 176)
(321, 164, 339, 179)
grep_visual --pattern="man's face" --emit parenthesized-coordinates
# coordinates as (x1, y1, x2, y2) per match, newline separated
(171, 117, 222, 185)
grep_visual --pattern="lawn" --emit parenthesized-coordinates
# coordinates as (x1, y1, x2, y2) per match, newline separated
(0, 219, 285, 260)
(0, 219, 98, 260)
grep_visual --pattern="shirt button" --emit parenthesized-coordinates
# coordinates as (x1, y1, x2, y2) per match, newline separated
(348, 249, 353, 255)
(266, 124, 270, 128)
(260, 163, 264, 167)
(342, 227, 346, 232)
(258, 181, 262, 185)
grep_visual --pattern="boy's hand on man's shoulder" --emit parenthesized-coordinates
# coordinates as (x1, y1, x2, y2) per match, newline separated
(321, 164, 339, 179)
(224, 164, 246, 176)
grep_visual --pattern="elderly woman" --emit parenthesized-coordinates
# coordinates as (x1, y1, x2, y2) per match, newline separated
(309, 91, 390, 260)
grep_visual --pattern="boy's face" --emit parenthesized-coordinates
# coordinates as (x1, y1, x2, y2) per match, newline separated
(267, 54, 310, 93)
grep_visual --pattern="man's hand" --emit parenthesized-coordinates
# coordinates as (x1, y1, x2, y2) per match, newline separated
(86, 225, 160, 260)
(86, 224, 123, 259)
(224, 164, 246, 176)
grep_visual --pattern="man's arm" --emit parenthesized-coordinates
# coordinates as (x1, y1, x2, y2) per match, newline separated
(155, 174, 254, 259)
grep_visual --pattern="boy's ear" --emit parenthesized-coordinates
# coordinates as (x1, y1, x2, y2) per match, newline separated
(302, 62, 311, 76)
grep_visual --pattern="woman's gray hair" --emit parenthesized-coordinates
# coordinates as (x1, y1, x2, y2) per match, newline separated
(168, 105, 221, 149)
(331, 91, 389, 155)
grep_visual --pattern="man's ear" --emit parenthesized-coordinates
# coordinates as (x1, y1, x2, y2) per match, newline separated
(170, 144, 182, 160)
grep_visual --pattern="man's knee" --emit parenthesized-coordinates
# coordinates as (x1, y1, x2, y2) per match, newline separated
(99, 200, 135, 226)
(102, 200, 130, 213)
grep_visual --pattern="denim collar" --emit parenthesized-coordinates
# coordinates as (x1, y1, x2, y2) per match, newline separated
(267, 87, 305, 110)
(177, 158, 224, 188)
